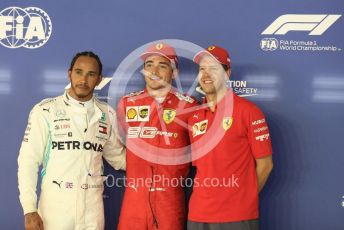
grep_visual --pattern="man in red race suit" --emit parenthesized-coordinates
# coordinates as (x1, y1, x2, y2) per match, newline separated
(187, 45, 273, 230)
(117, 42, 197, 230)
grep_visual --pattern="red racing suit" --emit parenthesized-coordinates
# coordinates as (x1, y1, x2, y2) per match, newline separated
(117, 89, 197, 230)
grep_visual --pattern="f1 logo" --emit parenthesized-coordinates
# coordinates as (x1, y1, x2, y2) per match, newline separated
(262, 14, 341, 35)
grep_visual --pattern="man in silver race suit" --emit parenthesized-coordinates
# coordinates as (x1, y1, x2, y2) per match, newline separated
(18, 51, 126, 230)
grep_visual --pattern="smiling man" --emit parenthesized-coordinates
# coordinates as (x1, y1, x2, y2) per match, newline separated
(18, 51, 126, 230)
(187, 45, 273, 230)
(117, 42, 197, 230)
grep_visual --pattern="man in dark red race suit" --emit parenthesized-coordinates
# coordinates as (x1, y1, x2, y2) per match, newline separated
(187, 45, 273, 230)
(117, 42, 197, 230)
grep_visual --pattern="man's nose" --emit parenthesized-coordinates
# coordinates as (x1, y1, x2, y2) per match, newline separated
(201, 69, 209, 77)
(151, 65, 159, 75)
(80, 74, 88, 82)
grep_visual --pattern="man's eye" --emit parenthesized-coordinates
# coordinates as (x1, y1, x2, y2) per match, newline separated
(159, 65, 168, 69)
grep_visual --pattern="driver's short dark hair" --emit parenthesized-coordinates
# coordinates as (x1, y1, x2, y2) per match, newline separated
(222, 64, 229, 71)
(69, 51, 103, 75)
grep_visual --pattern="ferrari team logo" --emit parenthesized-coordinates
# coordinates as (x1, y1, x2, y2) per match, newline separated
(222, 117, 233, 131)
(155, 43, 163, 50)
(163, 109, 176, 124)
(208, 46, 215, 51)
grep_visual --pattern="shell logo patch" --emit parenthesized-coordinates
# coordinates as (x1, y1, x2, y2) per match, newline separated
(163, 109, 176, 124)
(222, 117, 233, 131)
(126, 106, 150, 122)
(126, 108, 137, 121)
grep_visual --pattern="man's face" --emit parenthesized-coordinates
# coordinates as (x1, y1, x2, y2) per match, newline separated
(143, 55, 175, 91)
(68, 56, 101, 101)
(198, 55, 229, 95)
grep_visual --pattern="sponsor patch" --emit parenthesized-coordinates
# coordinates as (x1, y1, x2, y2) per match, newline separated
(99, 125, 108, 135)
(126, 107, 137, 121)
(127, 127, 175, 139)
(138, 106, 150, 121)
(65, 182, 73, 189)
(252, 118, 265, 126)
(255, 133, 270, 142)
(55, 109, 66, 118)
(192, 120, 208, 137)
(254, 126, 268, 133)
(126, 106, 150, 122)
(54, 124, 70, 130)
(124, 90, 144, 98)
(174, 92, 194, 103)
(100, 112, 106, 122)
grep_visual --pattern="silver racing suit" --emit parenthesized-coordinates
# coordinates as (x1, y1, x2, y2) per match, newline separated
(18, 92, 126, 230)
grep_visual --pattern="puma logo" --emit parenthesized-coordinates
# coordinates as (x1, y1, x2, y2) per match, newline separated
(52, 180, 63, 188)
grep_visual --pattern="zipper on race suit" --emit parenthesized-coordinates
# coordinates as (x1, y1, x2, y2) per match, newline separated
(149, 166, 159, 228)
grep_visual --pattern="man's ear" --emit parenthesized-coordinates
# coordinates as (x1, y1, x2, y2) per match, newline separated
(97, 75, 103, 85)
(226, 69, 231, 81)
(68, 70, 72, 81)
(172, 69, 179, 80)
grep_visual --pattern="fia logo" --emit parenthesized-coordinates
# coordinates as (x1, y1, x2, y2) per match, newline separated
(0, 6, 52, 49)
(260, 38, 278, 51)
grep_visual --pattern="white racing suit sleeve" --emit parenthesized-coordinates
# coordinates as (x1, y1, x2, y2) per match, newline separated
(18, 105, 49, 215)
(102, 107, 126, 171)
